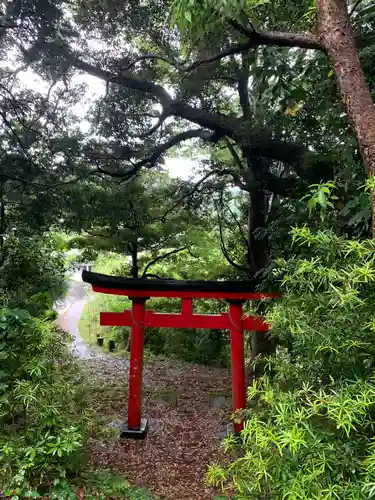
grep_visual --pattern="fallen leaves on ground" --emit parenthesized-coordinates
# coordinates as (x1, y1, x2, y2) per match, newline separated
(83, 357, 233, 499)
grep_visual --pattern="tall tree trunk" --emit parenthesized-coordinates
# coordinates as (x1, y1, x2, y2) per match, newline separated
(246, 157, 275, 381)
(0, 189, 6, 268)
(317, 0, 375, 235)
(129, 241, 139, 279)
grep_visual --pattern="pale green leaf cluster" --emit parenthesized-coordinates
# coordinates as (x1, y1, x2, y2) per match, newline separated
(301, 182, 339, 219)
(171, 0, 267, 41)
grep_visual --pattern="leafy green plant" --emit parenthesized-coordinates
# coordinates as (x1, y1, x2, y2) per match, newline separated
(301, 181, 338, 218)
(25, 292, 57, 320)
(0, 308, 87, 496)
(171, 0, 269, 41)
(0, 305, 154, 498)
(208, 228, 375, 499)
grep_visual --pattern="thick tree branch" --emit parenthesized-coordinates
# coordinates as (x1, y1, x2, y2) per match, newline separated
(60, 49, 307, 167)
(189, 30, 323, 72)
(61, 47, 172, 107)
(229, 20, 323, 51)
(171, 101, 306, 164)
(120, 34, 321, 75)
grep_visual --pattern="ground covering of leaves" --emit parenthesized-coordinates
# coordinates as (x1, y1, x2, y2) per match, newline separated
(59, 308, 233, 499)
(84, 358, 232, 499)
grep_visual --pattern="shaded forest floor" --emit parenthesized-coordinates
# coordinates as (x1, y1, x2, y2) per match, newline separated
(58, 280, 234, 499)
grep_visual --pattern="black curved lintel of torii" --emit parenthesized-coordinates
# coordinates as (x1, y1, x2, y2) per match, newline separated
(81, 270, 260, 294)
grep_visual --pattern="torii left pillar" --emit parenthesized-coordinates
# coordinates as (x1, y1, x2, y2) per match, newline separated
(228, 301, 246, 434)
(121, 297, 149, 439)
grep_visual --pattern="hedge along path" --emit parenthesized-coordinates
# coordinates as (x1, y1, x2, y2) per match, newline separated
(58, 279, 234, 499)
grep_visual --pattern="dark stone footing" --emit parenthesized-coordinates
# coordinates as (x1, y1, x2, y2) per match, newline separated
(120, 418, 148, 439)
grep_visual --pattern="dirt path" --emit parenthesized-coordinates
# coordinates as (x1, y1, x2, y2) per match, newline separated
(58, 277, 232, 499)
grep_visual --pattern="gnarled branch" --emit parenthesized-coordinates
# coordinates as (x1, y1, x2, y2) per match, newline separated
(61, 46, 172, 108)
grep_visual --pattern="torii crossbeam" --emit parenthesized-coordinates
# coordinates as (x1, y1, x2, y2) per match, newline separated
(82, 270, 279, 438)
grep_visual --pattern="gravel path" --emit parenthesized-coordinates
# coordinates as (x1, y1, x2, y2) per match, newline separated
(58, 276, 233, 499)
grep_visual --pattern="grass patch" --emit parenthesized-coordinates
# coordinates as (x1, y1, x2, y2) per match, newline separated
(79, 293, 131, 349)
(94, 252, 130, 275)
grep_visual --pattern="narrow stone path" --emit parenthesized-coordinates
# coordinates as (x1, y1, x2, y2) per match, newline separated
(58, 275, 233, 499)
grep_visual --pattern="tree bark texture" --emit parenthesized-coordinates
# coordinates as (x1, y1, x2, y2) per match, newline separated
(129, 242, 139, 279)
(245, 157, 275, 382)
(317, 0, 375, 235)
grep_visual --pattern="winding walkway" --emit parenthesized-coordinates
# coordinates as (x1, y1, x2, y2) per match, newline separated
(57, 272, 105, 360)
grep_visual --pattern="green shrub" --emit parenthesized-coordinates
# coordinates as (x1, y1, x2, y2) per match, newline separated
(24, 292, 57, 320)
(208, 228, 375, 499)
(0, 234, 67, 305)
(0, 307, 87, 496)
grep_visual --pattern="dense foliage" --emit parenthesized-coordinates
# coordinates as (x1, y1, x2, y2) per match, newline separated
(208, 228, 375, 499)
(0, 234, 67, 308)
(0, 308, 86, 497)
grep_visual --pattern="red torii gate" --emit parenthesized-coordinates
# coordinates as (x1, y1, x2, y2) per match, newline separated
(82, 270, 278, 438)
